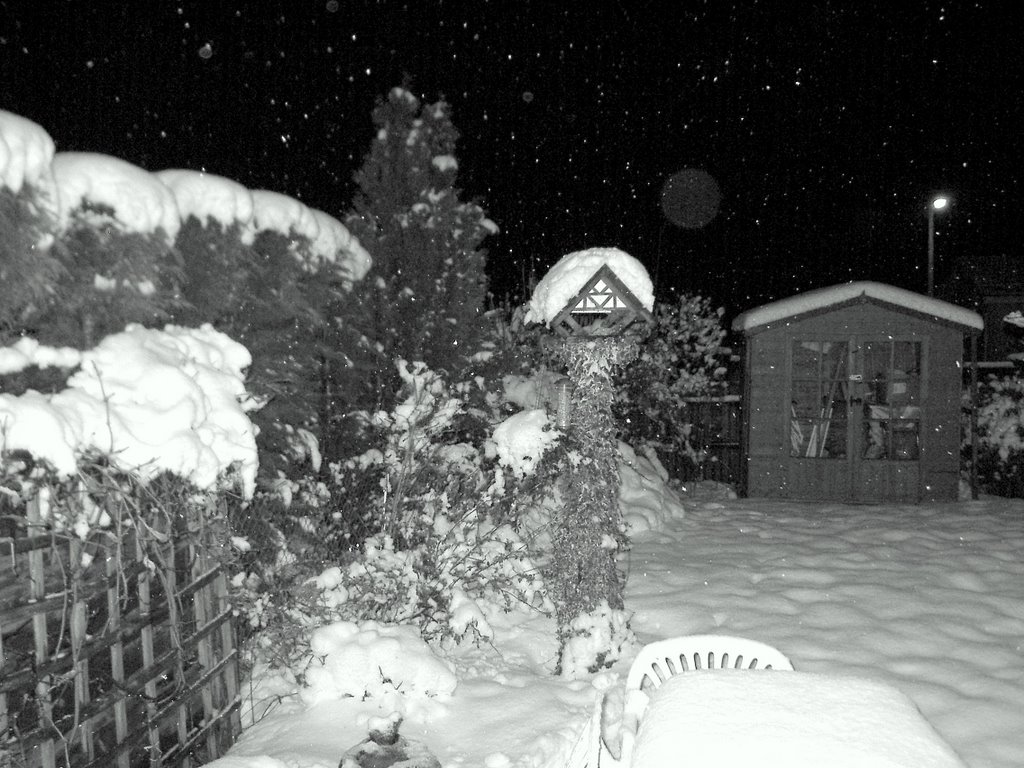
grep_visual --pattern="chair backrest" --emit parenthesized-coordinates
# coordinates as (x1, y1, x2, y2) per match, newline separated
(616, 636, 793, 767)
(626, 634, 794, 694)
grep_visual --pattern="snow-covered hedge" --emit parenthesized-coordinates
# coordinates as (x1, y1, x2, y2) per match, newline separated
(0, 324, 260, 507)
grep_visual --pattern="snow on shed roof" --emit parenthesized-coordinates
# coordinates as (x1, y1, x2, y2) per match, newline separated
(732, 281, 984, 333)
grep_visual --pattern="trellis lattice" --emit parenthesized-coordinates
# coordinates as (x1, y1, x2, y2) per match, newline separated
(0, 493, 240, 768)
(551, 265, 655, 338)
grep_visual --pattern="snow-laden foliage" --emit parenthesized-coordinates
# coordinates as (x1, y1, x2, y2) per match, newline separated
(560, 599, 634, 679)
(489, 408, 559, 479)
(0, 186, 62, 344)
(334, 85, 497, 431)
(970, 380, 1024, 498)
(967, 311, 1024, 498)
(975, 378, 1024, 462)
(301, 620, 458, 707)
(487, 295, 729, 476)
(170, 214, 351, 485)
(613, 293, 728, 465)
(229, 360, 557, 681)
(0, 325, 259, 500)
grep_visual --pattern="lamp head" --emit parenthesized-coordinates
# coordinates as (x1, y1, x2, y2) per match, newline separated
(931, 196, 949, 211)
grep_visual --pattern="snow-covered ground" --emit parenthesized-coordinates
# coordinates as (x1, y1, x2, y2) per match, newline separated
(210, 478, 1024, 768)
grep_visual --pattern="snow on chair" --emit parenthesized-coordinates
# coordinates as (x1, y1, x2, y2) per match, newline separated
(615, 635, 793, 766)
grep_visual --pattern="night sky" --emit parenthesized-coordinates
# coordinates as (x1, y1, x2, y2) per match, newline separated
(2, 1, 1021, 319)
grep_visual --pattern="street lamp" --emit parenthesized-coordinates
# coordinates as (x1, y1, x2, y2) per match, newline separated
(927, 195, 949, 296)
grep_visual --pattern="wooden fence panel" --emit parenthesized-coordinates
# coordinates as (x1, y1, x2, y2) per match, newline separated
(0, 494, 240, 768)
(655, 396, 743, 487)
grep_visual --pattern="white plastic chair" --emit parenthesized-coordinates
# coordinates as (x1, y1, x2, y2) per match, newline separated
(627, 634, 794, 694)
(615, 635, 793, 766)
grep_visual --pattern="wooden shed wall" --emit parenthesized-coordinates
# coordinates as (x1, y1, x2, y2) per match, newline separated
(742, 300, 967, 502)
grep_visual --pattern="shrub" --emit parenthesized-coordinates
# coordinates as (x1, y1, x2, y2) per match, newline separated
(613, 293, 728, 471)
(969, 374, 1024, 498)
(227, 360, 557, 681)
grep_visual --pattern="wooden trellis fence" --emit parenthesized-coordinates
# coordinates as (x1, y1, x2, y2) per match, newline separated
(0, 492, 240, 767)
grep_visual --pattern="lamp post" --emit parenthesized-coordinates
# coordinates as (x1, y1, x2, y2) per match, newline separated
(927, 195, 949, 296)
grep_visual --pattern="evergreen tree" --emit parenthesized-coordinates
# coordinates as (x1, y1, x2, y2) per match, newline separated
(39, 202, 182, 348)
(173, 215, 348, 482)
(0, 185, 63, 344)
(337, 86, 496, 423)
(1, 189, 180, 349)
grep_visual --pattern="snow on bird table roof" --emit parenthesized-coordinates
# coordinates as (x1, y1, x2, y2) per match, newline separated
(731, 281, 984, 333)
(524, 246, 654, 326)
(51, 151, 182, 243)
(0, 109, 56, 193)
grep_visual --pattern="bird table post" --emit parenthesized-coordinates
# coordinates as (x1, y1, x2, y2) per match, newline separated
(524, 247, 655, 676)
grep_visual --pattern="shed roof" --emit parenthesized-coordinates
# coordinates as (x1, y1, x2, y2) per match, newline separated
(732, 281, 984, 333)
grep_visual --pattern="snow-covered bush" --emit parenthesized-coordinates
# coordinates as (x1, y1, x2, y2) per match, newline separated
(0, 324, 259, 498)
(485, 294, 729, 476)
(301, 620, 458, 707)
(970, 375, 1024, 498)
(559, 600, 634, 679)
(967, 311, 1024, 498)
(230, 359, 558, 684)
(613, 293, 728, 470)
(329, 501, 548, 644)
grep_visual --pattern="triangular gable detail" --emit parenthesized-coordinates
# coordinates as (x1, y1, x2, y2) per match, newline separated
(551, 264, 655, 337)
(573, 279, 628, 313)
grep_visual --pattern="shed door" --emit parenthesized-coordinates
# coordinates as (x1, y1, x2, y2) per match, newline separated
(852, 340, 923, 502)
(790, 339, 922, 502)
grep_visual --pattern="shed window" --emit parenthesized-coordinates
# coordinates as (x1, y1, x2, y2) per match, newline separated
(861, 340, 921, 460)
(790, 341, 848, 458)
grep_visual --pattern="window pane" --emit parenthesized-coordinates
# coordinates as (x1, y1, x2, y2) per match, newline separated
(863, 417, 887, 459)
(818, 418, 847, 458)
(890, 421, 919, 460)
(791, 380, 824, 418)
(891, 341, 921, 406)
(792, 339, 822, 371)
(790, 417, 813, 456)
(863, 340, 890, 405)
(791, 341, 848, 459)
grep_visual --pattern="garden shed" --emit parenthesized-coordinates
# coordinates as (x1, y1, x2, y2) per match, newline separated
(732, 281, 983, 503)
